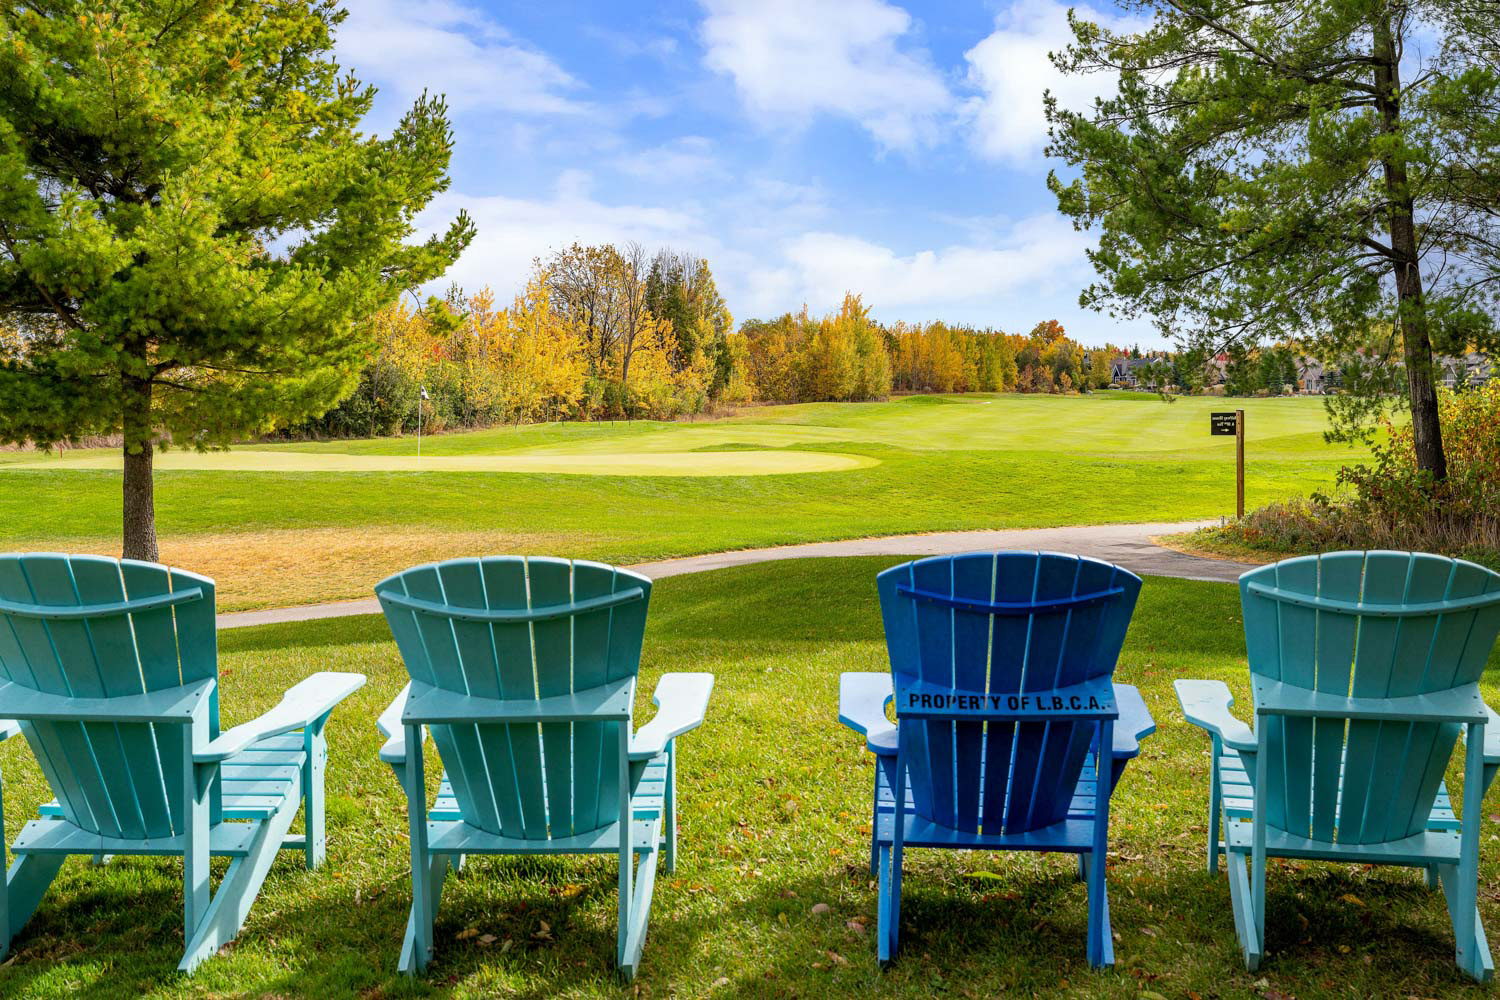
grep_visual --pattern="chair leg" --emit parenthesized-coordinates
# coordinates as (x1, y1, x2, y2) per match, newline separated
(179, 781, 302, 973)
(1442, 729, 1495, 983)
(664, 741, 678, 875)
(1435, 863, 1495, 983)
(1225, 847, 1264, 971)
(399, 853, 450, 976)
(1082, 852, 1114, 968)
(876, 840, 900, 966)
(619, 818, 664, 982)
(1426, 864, 1441, 891)
(183, 719, 212, 951)
(1, 854, 66, 960)
(1086, 722, 1114, 969)
(302, 725, 328, 871)
(399, 724, 436, 976)
(1208, 738, 1222, 875)
(869, 789, 880, 876)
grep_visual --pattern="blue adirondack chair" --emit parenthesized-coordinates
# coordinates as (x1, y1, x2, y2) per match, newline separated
(0, 553, 365, 972)
(1175, 551, 1500, 981)
(373, 556, 713, 980)
(839, 552, 1155, 967)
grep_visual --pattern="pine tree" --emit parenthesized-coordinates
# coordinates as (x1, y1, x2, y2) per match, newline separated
(0, 3, 473, 557)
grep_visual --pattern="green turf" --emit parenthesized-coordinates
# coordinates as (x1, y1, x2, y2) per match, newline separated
(1, 557, 1495, 999)
(0, 392, 1357, 542)
(3, 449, 875, 476)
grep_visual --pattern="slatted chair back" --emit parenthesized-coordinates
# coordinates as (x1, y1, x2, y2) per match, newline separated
(1241, 551, 1500, 845)
(877, 552, 1141, 835)
(0, 553, 221, 839)
(376, 556, 651, 841)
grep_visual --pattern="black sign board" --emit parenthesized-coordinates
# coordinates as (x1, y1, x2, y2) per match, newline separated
(1210, 412, 1238, 436)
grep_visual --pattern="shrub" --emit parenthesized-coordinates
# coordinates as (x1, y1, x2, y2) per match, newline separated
(1215, 383, 1500, 569)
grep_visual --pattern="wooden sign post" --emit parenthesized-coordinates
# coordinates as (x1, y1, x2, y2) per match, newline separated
(1211, 410, 1245, 519)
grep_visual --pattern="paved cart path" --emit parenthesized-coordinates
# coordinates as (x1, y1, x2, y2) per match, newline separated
(217, 520, 1251, 630)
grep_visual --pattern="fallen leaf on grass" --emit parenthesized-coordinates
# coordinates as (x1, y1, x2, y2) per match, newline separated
(1339, 892, 1365, 906)
(826, 950, 848, 966)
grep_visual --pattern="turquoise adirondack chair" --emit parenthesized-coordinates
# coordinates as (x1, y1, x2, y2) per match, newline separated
(839, 552, 1155, 967)
(0, 553, 365, 972)
(1175, 551, 1500, 981)
(374, 556, 713, 980)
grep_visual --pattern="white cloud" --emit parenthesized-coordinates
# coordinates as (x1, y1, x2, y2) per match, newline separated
(964, 0, 1144, 168)
(415, 172, 719, 298)
(614, 137, 726, 184)
(698, 0, 953, 150)
(759, 214, 1092, 313)
(338, 0, 584, 116)
(414, 174, 1101, 331)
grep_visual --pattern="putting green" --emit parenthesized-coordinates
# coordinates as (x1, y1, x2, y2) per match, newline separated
(3, 448, 877, 477)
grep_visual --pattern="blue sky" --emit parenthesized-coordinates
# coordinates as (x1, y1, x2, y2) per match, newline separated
(336, 0, 1163, 346)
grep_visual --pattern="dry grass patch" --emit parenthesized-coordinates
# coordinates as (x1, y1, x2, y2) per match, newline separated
(12, 527, 588, 611)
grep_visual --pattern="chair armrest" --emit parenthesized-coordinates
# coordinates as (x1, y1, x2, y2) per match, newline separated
(1109, 684, 1156, 759)
(1175, 679, 1256, 753)
(1483, 703, 1500, 764)
(0, 718, 19, 742)
(377, 683, 418, 765)
(839, 673, 897, 755)
(195, 671, 367, 764)
(629, 673, 714, 762)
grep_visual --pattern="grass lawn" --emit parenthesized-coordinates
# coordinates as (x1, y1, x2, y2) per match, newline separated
(1, 556, 1496, 999)
(0, 393, 1364, 611)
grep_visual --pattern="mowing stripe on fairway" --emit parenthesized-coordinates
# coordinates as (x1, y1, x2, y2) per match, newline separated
(1, 449, 879, 477)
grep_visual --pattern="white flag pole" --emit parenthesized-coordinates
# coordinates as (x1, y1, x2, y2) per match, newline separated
(417, 386, 428, 464)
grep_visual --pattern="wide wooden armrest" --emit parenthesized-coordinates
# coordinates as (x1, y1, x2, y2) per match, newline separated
(1175, 679, 1256, 753)
(378, 682, 418, 765)
(195, 671, 366, 763)
(629, 673, 714, 761)
(1110, 683, 1156, 759)
(1483, 704, 1500, 764)
(0, 718, 19, 742)
(839, 673, 897, 755)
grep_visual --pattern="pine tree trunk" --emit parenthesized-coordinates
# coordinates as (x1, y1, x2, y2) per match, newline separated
(121, 375, 159, 562)
(1374, 16, 1447, 480)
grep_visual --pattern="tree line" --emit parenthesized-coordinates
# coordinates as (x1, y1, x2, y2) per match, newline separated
(295, 252, 1125, 437)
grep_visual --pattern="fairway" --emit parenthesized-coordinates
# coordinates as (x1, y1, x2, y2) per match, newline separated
(0, 392, 1364, 610)
(4, 448, 875, 476)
